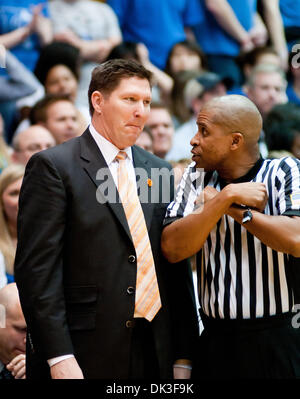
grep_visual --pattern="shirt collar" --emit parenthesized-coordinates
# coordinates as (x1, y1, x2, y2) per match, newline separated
(190, 157, 265, 189)
(89, 123, 133, 166)
(218, 157, 264, 188)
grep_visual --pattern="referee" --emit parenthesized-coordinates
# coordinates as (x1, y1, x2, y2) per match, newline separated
(162, 95, 300, 378)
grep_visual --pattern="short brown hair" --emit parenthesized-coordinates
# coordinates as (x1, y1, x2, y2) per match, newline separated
(29, 93, 73, 124)
(150, 102, 172, 114)
(88, 59, 153, 116)
(245, 63, 287, 88)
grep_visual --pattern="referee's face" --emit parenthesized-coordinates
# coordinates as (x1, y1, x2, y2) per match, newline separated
(191, 109, 232, 171)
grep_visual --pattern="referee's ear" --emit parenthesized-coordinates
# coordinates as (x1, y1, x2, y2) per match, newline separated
(231, 132, 244, 150)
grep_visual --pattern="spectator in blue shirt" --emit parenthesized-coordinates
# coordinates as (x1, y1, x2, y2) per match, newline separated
(107, 0, 204, 70)
(279, 0, 300, 50)
(193, 0, 267, 87)
(0, 1, 52, 142)
(0, 1, 53, 72)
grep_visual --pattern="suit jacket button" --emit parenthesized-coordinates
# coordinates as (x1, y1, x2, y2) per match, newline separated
(127, 286, 135, 295)
(126, 320, 134, 328)
(128, 255, 136, 263)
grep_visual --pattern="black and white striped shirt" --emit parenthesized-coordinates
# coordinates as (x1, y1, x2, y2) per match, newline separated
(164, 157, 300, 319)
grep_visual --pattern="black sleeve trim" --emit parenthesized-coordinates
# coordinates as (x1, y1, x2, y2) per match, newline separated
(163, 216, 182, 227)
(281, 210, 300, 217)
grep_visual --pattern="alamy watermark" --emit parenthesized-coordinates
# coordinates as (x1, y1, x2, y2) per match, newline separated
(291, 304, 300, 328)
(95, 166, 205, 205)
(291, 43, 300, 69)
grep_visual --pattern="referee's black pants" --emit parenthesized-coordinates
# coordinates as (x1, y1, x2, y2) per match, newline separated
(193, 310, 300, 379)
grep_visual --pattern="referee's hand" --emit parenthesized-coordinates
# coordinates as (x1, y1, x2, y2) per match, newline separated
(194, 186, 218, 210)
(225, 182, 268, 212)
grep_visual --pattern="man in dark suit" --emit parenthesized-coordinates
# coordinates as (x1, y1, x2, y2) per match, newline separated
(14, 59, 198, 379)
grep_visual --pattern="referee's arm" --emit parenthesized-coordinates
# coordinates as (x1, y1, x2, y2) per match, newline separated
(227, 208, 300, 257)
(161, 181, 267, 263)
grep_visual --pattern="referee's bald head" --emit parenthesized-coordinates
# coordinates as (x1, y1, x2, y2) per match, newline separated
(201, 95, 263, 146)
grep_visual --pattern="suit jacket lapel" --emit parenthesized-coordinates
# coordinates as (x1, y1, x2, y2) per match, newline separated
(79, 129, 132, 242)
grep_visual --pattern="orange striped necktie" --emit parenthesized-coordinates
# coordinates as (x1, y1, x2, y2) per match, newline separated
(116, 151, 161, 321)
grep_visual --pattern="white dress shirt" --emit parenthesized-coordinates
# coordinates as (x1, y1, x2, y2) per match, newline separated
(89, 122, 137, 190)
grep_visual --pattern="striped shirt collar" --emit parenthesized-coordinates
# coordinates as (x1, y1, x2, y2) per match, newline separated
(220, 156, 264, 185)
(190, 157, 265, 189)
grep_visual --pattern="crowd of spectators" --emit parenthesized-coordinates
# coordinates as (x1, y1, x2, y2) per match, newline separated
(0, 0, 300, 378)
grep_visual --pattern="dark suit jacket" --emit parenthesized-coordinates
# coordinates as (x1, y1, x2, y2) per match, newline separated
(0, 364, 13, 380)
(14, 129, 198, 379)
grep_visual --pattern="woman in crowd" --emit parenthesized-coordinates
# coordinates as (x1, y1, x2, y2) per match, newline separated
(34, 41, 89, 128)
(0, 164, 25, 283)
(15, 41, 88, 136)
(165, 40, 207, 79)
(164, 40, 207, 127)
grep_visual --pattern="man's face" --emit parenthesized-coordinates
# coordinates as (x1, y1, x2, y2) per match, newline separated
(93, 77, 151, 149)
(247, 72, 286, 117)
(192, 83, 227, 116)
(146, 108, 174, 157)
(135, 130, 153, 153)
(169, 44, 202, 74)
(44, 101, 79, 144)
(14, 127, 55, 165)
(190, 108, 232, 171)
(0, 304, 26, 365)
(45, 65, 78, 102)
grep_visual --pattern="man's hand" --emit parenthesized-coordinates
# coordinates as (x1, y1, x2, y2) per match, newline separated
(27, 4, 53, 45)
(225, 182, 268, 212)
(54, 30, 81, 47)
(173, 359, 192, 379)
(194, 186, 218, 213)
(6, 354, 26, 379)
(173, 365, 192, 379)
(248, 24, 268, 47)
(50, 357, 84, 379)
(203, 186, 219, 203)
(240, 34, 255, 53)
(28, 4, 48, 35)
(194, 183, 268, 214)
(249, 14, 268, 47)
